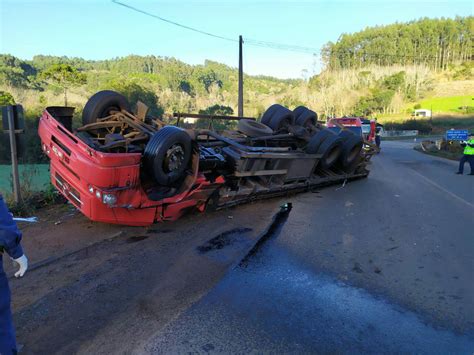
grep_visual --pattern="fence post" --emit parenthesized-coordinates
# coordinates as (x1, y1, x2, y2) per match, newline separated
(7, 106, 21, 203)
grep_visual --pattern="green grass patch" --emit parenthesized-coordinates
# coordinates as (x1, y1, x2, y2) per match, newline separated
(416, 95, 473, 113)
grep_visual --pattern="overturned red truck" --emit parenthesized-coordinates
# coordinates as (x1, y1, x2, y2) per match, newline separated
(38, 91, 377, 226)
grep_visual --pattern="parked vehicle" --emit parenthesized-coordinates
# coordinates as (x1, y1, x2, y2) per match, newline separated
(38, 91, 376, 226)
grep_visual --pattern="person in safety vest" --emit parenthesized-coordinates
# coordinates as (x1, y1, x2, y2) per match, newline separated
(456, 133, 474, 175)
(0, 194, 28, 355)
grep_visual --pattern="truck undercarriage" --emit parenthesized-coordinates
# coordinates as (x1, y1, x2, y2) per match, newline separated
(38, 91, 376, 226)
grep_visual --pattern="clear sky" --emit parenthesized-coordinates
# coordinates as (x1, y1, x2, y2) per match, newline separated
(0, 0, 472, 78)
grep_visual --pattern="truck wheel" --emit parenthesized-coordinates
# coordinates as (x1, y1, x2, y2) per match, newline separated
(237, 119, 273, 137)
(338, 130, 355, 139)
(306, 129, 336, 153)
(307, 130, 342, 169)
(339, 135, 363, 168)
(261, 104, 284, 125)
(82, 90, 131, 125)
(268, 107, 295, 131)
(293, 106, 308, 120)
(317, 135, 343, 169)
(143, 126, 192, 186)
(295, 109, 317, 128)
(341, 156, 362, 173)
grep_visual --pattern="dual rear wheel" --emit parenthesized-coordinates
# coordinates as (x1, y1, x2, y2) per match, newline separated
(82, 90, 192, 187)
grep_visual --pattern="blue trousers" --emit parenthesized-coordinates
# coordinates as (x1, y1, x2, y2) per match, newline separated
(0, 257, 17, 355)
(458, 154, 474, 174)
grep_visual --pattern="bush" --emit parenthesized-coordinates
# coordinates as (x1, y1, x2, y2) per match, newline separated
(0, 90, 15, 105)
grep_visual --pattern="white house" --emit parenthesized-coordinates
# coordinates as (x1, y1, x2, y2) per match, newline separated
(413, 109, 432, 117)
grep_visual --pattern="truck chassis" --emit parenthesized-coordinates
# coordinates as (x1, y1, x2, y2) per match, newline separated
(38, 91, 375, 226)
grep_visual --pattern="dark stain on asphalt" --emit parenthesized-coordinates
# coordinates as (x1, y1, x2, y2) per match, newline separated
(146, 228, 173, 234)
(201, 343, 215, 352)
(197, 228, 253, 253)
(352, 262, 364, 273)
(239, 203, 292, 267)
(386, 246, 399, 251)
(126, 235, 149, 243)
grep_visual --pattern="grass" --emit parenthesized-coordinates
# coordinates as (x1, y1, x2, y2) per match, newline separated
(378, 114, 474, 134)
(0, 164, 51, 195)
(416, 95, 473, 113)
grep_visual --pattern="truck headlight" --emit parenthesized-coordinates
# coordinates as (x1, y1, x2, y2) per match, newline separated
(95, 190, 101, 199)
(102, 193, 117, 206)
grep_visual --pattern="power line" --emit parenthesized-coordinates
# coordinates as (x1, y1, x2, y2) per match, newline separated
(111, 0, 320, 54)
(112, 0, 237, 43)
(111, 1, 450, 61)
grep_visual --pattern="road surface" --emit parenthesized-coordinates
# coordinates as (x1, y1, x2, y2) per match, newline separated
(9, 140, 474, 353)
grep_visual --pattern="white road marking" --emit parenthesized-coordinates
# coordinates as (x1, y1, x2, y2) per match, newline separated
(410, 169, 474, 209)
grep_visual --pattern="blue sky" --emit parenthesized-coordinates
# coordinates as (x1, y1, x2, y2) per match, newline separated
(0, 0, 472, 78)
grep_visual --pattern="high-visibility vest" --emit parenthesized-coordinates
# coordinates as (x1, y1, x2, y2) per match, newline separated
(464, 139, 474, 155)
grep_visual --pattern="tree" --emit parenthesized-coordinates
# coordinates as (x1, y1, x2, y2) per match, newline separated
(198, 104, 233, 116)
(196, 105, 234, 129)
(40, 64, 86, 106)
(106, 80, 164, 117)
(0, 91, 15, 106)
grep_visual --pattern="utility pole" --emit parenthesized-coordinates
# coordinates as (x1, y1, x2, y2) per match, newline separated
(238, 35, 244, 117)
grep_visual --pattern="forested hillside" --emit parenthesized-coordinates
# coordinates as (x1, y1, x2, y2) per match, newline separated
(322, 17, 472, 70)
(0, 53, 299, 118)
(0, 17, 473, 163)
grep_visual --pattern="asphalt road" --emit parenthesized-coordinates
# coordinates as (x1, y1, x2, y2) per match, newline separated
(146, 140, 474, 353)
(10, 140, 474, 353)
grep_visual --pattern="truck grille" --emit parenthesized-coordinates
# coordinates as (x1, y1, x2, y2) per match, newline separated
(55, 173, 82, 207)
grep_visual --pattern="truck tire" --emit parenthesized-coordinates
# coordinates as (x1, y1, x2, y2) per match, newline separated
(339, 135, 363, 168)
(82, 90, 131, 126)
(237, 119, 273, 137)
(143, 126, 192, 186)
(338, 129, 355, 140)
(261, 104, 284, 125)
(295, 109, 317, 128)
(341, 156, 362, 173)
(317, 135, 343, 169)
(293, 106, 308, 120)
(268, 107, 295, 131)
(307, 130, 342, 169)
(306, 129, 335, 153)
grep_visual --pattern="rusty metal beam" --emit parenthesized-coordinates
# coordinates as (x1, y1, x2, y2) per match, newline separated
(173, 112, 256, 121)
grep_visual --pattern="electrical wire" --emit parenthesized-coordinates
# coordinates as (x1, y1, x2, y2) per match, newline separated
(111, 0, 451, 61)
(112, 0, 319, 54)
(112, 0, 238, 43)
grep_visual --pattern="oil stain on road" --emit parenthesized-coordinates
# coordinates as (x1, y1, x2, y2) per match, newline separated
(147, 228, 474, 353)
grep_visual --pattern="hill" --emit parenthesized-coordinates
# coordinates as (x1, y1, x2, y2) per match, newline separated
(0, 16, 473, 163)
(323, 17, 473, 70)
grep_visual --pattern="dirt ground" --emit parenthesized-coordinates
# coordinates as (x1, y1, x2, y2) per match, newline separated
(8, 198, 285, 354)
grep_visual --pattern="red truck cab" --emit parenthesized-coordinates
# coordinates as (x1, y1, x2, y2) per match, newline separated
(38, 107, 220, 226)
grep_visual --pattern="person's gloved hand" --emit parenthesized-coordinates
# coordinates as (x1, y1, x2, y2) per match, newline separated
(12, 254, 28, 278)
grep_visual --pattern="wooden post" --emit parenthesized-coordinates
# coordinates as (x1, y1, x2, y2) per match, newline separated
(238, 35, 244, 117)
(7, 106, 21, 203)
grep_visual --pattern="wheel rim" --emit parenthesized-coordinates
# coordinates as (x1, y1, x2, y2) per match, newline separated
(163, 144, 185, 173)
